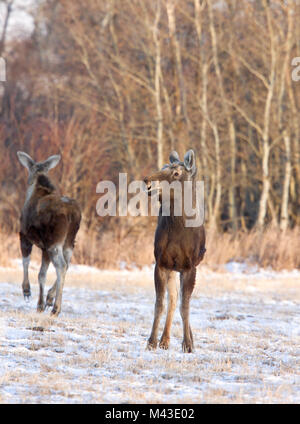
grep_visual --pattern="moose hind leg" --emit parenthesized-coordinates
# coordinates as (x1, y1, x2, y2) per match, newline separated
(63, 247, 73, 269)
(20, 233, 33, 300)
(180, 267, 196, 353)
(46, 281, 56, 309)
(37, 250, 50, 312)
(45, 248, 71, 309)
(159, 272, 178, 350)
(48, 245, 67, 316)
(147, 265, 169, 350)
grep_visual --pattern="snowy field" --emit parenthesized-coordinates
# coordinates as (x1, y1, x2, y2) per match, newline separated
(0, 261, 299, 404)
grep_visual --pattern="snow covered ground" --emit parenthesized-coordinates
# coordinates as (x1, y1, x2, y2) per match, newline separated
(0, 261, 299, 403)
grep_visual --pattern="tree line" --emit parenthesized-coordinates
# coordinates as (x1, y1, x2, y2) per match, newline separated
(0, 0, 300, 242)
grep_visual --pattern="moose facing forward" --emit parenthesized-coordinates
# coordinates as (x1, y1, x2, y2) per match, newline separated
(17, 152, 81, 316)
(144, 150, 206, 353)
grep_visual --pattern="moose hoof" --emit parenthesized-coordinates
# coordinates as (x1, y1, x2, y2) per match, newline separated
(147, 340, 157, 351)
(182, 341, 194, 353)
(159, 339, 170, 350)
(37, 303, 45, 313)
(50, 306, 60, 317)
(45, 297, 54, 308)
(23, 289, 31, 301)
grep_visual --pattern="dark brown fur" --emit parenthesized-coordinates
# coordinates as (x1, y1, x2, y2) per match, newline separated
(144, 150, 205, 352)
(18, 152, 81, 316)
(20, 175, 80, 251)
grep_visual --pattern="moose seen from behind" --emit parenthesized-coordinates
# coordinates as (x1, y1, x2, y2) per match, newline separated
(17, 152, 81, 316)
(144, 150, 206, 353)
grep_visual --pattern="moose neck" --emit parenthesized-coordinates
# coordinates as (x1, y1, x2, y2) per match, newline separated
(36, 174, 56, 193)
(160, 178, 197, 228)
(25, 173, 57, 205)
(25, 182, 36, 206)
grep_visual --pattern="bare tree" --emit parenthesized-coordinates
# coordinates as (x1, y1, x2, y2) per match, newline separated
(0, 0, 13, 56)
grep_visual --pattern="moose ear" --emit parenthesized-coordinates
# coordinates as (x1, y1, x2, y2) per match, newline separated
(17, 151, 35, 171)
(41, 154, 61, 172)
(169, 151, 181, 164)
(184, 149, 196, 174)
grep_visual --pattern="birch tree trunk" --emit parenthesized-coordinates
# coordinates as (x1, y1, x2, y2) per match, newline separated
(207, 0, 237, 232)
(211, 124, 222, 230)
(0, 0, 13, 56)
(194, 0, 209, 221)
(153, 0, 164, 169)
(278, 3, 293, 231)
(280, 132, 292, 231)
(166, 0, 190, 131)
(256, 0, 276, 229)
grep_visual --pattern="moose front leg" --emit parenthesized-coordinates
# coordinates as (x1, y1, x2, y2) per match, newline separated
(180, 267, 196, 353)
(159, 271, 178, 350)
(19, 233, 33, 300)
(147, 264, 169, 350)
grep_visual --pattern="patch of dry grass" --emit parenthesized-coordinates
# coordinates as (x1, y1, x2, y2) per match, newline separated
(1, 226, 299, 271)
(204, 227, 300, 271)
